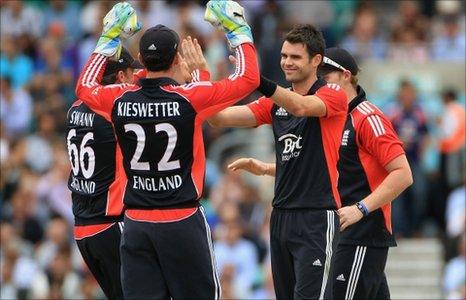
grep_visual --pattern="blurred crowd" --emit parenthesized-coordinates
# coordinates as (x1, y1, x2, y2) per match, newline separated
(0, 0, 464, 299)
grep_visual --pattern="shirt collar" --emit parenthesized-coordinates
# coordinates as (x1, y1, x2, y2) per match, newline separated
(139, 77, 179, 87)
(348, 85, 367, 113)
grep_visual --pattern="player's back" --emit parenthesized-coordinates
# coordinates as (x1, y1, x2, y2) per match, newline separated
(112, 77, 206, 209)
(66, 100, 124, 225)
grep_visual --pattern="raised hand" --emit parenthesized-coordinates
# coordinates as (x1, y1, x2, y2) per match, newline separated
(228, 158, 269, 176)
(204, 0, 253, 48)
(95, 2, 141, 58)
(181, 36, 209, 73)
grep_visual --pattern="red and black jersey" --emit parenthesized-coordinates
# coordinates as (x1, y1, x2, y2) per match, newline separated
(247, 79, 347, 210)
(66, 101, 125, 225)
(75, 44, 259, 210)
(337, 86, 405, 247)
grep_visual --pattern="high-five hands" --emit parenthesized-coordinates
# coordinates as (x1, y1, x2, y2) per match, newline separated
(95, 2, 141, 58)
(182, 36, 209, 72)
(177, 36, 209, 83)
(204, 0, 253, 48)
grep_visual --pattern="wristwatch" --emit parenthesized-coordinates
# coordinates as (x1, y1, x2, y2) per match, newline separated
(355, 201, 369, 217)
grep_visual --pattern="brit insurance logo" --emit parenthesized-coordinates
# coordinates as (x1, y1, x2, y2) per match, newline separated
(278, 133, 303, 161)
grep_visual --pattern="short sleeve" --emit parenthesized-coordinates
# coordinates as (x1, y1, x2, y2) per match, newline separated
(315, 84, 347, 118)
(246, 96, 274, 125)
(358, 113, 405, 167)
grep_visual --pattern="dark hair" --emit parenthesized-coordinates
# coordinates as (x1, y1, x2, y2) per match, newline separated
(101, 72, 118, 85)
(285, 24, 325, 60)
(141, 52, 176, 72)
(442, 88, 457, 102)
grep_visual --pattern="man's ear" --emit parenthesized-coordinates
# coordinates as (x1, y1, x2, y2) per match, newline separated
(115, 70, 125, 83)
(138, 53, 143, 65)
(172, 52, 180, 66)
(311, 54, 322, 68)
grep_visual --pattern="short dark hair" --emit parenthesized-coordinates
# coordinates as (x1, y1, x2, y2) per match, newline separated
(442, 88, 457, 102)
(140, 53, 175, 72)
(285, 24, 325, 60)
(101, 72, 118, 85)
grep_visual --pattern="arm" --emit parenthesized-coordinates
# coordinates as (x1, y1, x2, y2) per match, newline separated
(180, 37, 259, 128)
(228, 157, 276, 176)
(338, 112, 412, 231)
(339, 155, 412, 231)
(259, 77, 347, 118)
(75, 3, 141, 120)
(269, 86, 327, 117)
(75, 53, 132, 120)
(207, 106, 258, 128)
(164, 43, 260, 121)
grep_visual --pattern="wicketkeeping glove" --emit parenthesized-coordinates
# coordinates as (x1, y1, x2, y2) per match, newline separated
(94, 2, 142, 58)
(204, 0, 253, 48)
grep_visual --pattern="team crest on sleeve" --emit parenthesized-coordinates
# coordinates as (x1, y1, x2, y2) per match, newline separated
(326, 83, 341, 91)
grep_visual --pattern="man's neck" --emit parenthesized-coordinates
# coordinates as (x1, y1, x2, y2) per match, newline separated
(146, 70, 174, 79)
(291, 74, 318, 95)
(343, 84, 358, 103)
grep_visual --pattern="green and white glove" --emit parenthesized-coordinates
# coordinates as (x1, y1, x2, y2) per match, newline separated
(94, 2, 141, 58)
(204, 0, 253, 48)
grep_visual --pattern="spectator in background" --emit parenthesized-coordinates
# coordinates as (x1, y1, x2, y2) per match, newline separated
(0, 35, 34, 89)
(436, 89, 466, 230)
(34, 217, 76, 270)
(340, 3, 386, 60)
(0, 237, 40, 299)
(388, 0, 430, 62)
(24, 112, 57, 173)
(432, 14, 466, 60)
(443, 234, 466, 299)
(36, 144, 73, 224)
(389, 80, 429, 237)
(0, 0, 42, 38)
(42, 0, 81, 42)
(30, 38, 75, 104)
(444, 182, 465, 261)
(391, 0, 430, 43)
(439, 90, 466, 186)
(0, 75, 32, 138)
(214, 202, 259, 299)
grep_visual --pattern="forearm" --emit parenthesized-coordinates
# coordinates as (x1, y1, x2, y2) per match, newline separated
(263, 163, 276, 176)
(75, 53, 108, 105)
(207, 106, 257, 128)
(361, 168, 413, 212)
(258, 76, 326, 117)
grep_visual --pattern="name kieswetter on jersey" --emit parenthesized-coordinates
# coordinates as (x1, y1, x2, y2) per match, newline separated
(69, 111, 95, 127)
(70, 176, 96, 194)
(117, 101, 181, 118)
(132, 175, 182, 192)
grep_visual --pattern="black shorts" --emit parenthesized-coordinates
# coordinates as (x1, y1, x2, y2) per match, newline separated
(75, 222, 124, 300)
(333, 244, 390, 300)
(270, 208, 340, 299)
(120, 206, 220, 300)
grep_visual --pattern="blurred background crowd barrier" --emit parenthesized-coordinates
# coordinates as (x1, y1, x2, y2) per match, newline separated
(0, 0, 465, 299)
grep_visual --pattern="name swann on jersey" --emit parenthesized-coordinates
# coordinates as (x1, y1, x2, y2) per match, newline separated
(69, 111, 95, 127)
(132, 175, 182, 192)
(117, 101, 180, 118)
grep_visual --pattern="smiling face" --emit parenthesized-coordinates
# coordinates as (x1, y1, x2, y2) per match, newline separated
(280, 41, 312, 83)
